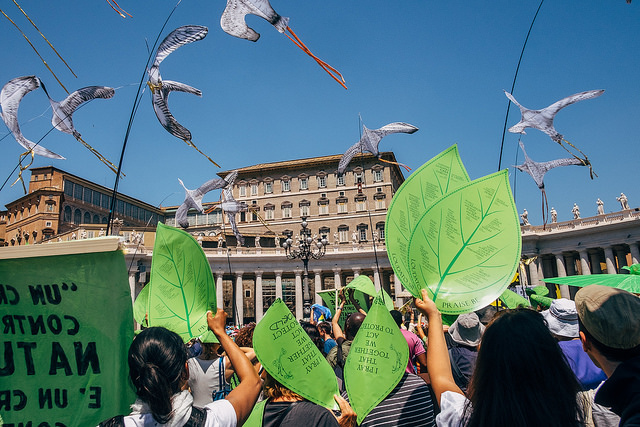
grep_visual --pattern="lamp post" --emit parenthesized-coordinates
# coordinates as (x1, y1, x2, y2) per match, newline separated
(282, 216, 328, 319)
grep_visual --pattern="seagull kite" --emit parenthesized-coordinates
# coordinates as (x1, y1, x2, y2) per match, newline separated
(0, 76, 63, 159)
(514, 141, 585, 226)
(176, 170, 238, 228)
(504, 89, 604, 174)
(220, 0, 347, 89)
(40, 82, 120, 175)
(338, 122, 419, 175)
(148, 25, 220, 167)
(221, 187, 248, 245)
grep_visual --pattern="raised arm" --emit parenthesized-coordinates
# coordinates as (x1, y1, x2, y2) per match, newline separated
(347, 289, 367, 316)
(332, 291, 346, 341)
(208, 309, 261, 424)
(414, 290, 463, 405)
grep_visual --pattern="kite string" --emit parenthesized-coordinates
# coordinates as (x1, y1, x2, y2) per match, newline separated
(0, 8, 69, 94)
(107, 0, 183, 235)
(497, 0, 545, 171)
(11, 0, 77, 78)
(284, 27, 347, 90)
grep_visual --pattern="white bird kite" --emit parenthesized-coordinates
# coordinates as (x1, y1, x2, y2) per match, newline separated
(176, 170, 238, 228)
(221, 187, 248, 245)
(148, 25, 220, 166)
(338, 122, 418, 175)
(0, 76, 63, 159)
(40, 82, 119, 174)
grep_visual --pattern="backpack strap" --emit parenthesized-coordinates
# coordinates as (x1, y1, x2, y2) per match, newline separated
(98, 415, 125, 427)
(219, 356, 225, 391)
(184, 406, 207, 427)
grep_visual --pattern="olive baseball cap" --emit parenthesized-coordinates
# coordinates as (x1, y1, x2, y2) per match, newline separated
(575, 285, 640, 349)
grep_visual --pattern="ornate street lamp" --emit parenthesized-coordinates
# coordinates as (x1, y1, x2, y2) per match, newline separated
(282, 216, 328, 319)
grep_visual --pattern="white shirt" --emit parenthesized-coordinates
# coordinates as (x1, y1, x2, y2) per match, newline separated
(436, 391, 469, 426)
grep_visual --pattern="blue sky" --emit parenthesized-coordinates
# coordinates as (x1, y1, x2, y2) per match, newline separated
(0, 1, 638, 224)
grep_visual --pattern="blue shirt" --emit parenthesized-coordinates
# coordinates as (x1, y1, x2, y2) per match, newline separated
(559, 339, 607, 390)
(323, 338, 337, 355)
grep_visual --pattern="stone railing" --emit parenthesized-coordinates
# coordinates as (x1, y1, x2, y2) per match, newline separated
(521, 208, 638, 235)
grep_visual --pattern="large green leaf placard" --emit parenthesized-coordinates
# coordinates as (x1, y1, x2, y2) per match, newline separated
(253, 299, 340, 410)
(148, 223, 216, 341)
(0, 247, 135, 426)
(345, 275, 394, 311)
(499, 288, 531, 309)
(408, 170, 521, 314)
(344, 293, 409, 424)
(386, 145, 470, 298)
(317, 288, 370, 329)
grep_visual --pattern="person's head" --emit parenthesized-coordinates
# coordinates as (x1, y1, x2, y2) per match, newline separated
(299, 320, 324, 353)
(317, 321, 333, 339)
(448, 312, 485, 347)
(128, 327, 188, 424)
(345, 312, 365, 340)
(235, 322, 256, 347)
(541, 298, 579, 340)
(389, 310, 403, 328)
(474, 305, 497, 326)
(263, 371, 303, 401)
(466, 308, 584, 427)
(576, 285, 640, 364)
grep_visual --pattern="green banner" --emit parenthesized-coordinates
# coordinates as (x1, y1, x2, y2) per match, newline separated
(317, 288, 370, 329)
(408, 170, 521, 314)
(386, 145, 470, 298)
(499, 288, 531, 309)
(253, 299, 339, 410)
(344, 293, 408, 424)
(0, 248, 135, 425)
(148, 223, 216, 342)
(345, 275, 394, 311)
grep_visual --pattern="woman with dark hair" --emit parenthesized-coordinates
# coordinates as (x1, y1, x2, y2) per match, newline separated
(415, 289, 586, 427)
(100, 308, 261, 426)
(300, 320, 325, 355)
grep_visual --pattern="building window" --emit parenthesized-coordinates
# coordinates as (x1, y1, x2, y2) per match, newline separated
(64, 206, 72, 223)
(64, 182, 74, 197)
(318, 176, 327, 188)
(373, 169, 383, 182)
(375, 199, 386, 210)
(282, 206, 292, 218)
(337, 201, 347, 213)
(74, 184, 83, 200)
(358, 225, 368, 242)
(299, 178, 308, 190)
(282, 180, 290, 192)
(251, 201, 258, 221)
(300, 205, 310, 217)
(337, 175, 345, 186)
(265, 182, 273, 194)
(251, 183, 258, 196)
(354, 173, 363, 184)
(265, 209, 274, 220)
(84, 212, 91, 224)
(74, 209, 82, 225)
(239, 185, 247, 197)
(45, 221, 52, 227)
(93, 214, 100, 223)
(46, 204, 54, 212)
(376, 223, 385, 240)
(319, 204, 329, 215)
(338, 226, 349, 243)
(356, 197, 366, 211)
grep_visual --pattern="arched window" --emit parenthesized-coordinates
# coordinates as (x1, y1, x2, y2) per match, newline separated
(63, 206, 72, 223)
(73, 209, 82, 225)
(93, 214, 100, 224)
(84, 212, 91, 224)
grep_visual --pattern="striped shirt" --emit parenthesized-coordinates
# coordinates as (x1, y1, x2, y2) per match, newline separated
(343, 372, 436, 427)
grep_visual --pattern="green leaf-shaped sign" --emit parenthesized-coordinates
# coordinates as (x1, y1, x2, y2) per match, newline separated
(345, 275, 395, 311)
(407, 170, 521, 314)
(345, 293, 409, 424)
(317, 287, 371, 329)
(253, 299, 340, 410)
(386, 145, 470, 298)
(133, 282, 150, 326)
(148, 223, 216, 341)
(499, 288, 531, 309)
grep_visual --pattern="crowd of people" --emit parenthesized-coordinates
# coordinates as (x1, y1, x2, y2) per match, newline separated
(99, 285, 640, 427)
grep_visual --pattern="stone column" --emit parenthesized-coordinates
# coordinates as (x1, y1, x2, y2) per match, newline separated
(128, 272, 137, 306)
(630, 243, 640, 265)
(333, 267, 342, 289)
(616, 249, 629, 269)
(314, 270, 323, 305)
(255, 270, 263, 322)
(352, 268, 361, 278)
(591, 251, 602, 274)
(275, 270, 283, 300)
(578, 250, 591, 275)
(235, 271, 244, 326)
(526, 258, 539, 287)
(604, 247, 617, 274)
(555, 253, 570, 299)
(215, 271, 224, 311)
(373, 267, 381, 291)
(394, 273, 405, 306)
(294, 269, 303, 320)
